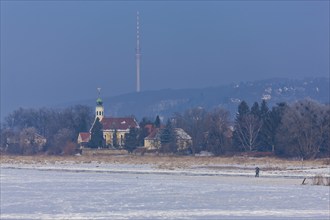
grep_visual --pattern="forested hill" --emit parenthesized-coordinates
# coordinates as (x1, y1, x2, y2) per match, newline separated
(76, 77, 329, 120)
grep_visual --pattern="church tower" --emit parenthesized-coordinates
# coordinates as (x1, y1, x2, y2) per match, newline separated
(95, 88, 104, 121)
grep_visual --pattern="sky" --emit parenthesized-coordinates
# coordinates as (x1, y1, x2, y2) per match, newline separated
(1, 1, 329, 119)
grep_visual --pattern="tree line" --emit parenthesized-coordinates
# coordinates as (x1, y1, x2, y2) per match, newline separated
(1, 99, 329, 159)
(173, 99, 329, 159)
(0, 105, 93, 155)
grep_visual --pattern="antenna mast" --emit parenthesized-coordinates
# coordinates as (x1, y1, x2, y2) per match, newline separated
(136, 11, 141, 93)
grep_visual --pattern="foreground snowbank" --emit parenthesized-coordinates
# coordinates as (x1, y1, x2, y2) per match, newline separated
(1, 164, 329, 220)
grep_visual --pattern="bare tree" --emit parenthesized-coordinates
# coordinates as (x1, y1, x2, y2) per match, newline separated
(4, 105, 93, 142)
(204, 108, 231, 155)
(19, 127, 39, 155)
(319, 106, 330, 157)
(0, 128, 19, 154)
(48, 128, 76, 155)
(277, 99, 328, 159)
(235, 114, 262, 151)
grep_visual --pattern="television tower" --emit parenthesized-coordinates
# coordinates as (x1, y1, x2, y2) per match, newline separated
(136, 11, 141, 92)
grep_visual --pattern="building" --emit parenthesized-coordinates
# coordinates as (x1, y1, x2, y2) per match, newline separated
(101, 117, 139, 147)
(77, 132, 91, 147)
(144, 127, 192, 152)
(175, 128, 193, 151)
(4, 130, 47, 154)
(144, 128, 162, 150)
(78, 96, 139, 148)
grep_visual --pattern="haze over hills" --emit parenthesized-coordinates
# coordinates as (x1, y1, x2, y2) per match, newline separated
(73, 77, 329, 121)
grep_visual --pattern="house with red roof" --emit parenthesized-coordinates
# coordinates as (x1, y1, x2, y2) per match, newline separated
(77, 132, 91, 147)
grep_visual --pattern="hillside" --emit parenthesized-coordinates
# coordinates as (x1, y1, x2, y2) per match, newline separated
(76, 77, 329, 120)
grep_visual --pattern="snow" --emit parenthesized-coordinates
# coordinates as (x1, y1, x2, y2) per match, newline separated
(262, 94, 271, 100)
(1, 163, 329, 219)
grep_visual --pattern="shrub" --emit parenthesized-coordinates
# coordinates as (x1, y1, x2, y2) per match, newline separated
(63, 142, 79, 155)
(312, 175, 325, 186)
(325, 177, 330, 186)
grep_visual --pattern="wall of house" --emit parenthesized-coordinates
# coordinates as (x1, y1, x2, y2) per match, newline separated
(144, 139, 161, 150)
(77, 136, 83, 144)
(176, 139, 192, 151)
(144, 139, 191, 151)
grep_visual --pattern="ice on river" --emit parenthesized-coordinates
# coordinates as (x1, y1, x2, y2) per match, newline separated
(1, 165, 329, 219)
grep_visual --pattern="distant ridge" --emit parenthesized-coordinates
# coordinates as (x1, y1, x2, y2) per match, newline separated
(74, 77, 329, 120)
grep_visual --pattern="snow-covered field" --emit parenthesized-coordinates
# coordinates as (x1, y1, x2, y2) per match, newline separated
(1, 162, 329, 220)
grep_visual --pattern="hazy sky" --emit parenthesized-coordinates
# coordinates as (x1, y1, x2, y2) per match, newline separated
(1, 1, 329, 119)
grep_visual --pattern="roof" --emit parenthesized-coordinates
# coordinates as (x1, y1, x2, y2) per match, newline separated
(145, 128, 191, 141)
(174, 128, 192, 140)
(145, 128, 161, 140)
(101, 117, 139, 130)
(79, 132, 91, 142)
(144, 124, 154, 134)
(96, 98, 103, 106)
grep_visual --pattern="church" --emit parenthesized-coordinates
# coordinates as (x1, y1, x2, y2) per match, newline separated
(78, 12, 142, 148)
(77, 96, 139, 148)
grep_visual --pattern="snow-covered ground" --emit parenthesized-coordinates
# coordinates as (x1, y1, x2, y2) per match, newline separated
(1, 161, 329, 178)
(1, 162, 329, 219)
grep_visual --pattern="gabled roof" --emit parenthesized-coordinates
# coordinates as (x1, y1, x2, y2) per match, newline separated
(144, 128, 161, 140)
(78, 132, 91, 143)
(175, 128, 192, 140)
(101, 117, 139, 130)
(145, 128, 191, 141)
(144, 124, 154, 134)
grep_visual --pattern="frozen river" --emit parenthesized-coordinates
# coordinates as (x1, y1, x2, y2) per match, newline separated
(1, 167, 329, 219)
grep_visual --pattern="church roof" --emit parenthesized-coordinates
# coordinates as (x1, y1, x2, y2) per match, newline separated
(101, 117, 139, 130)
